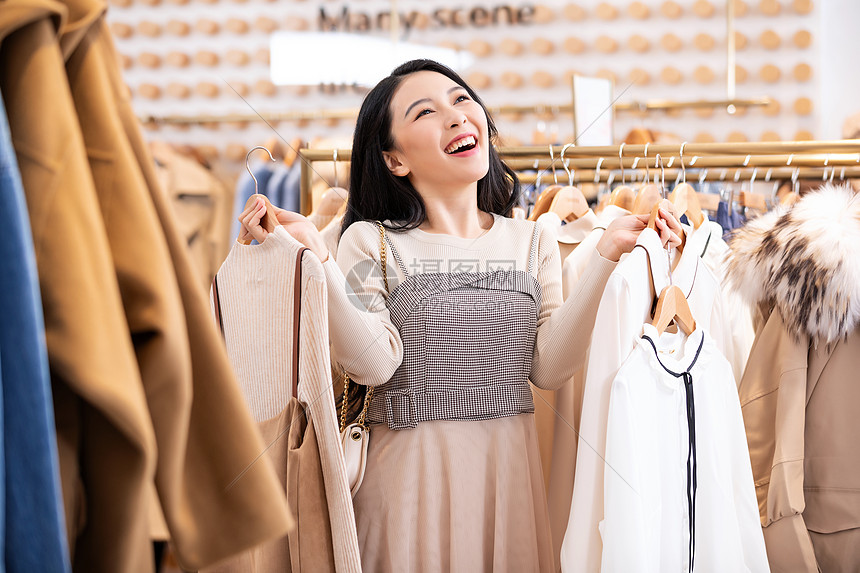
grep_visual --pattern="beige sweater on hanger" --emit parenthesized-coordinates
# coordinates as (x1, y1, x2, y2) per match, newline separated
(211, 227, 361, 573)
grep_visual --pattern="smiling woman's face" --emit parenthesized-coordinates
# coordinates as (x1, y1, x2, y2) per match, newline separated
(383, 71, 490, 191)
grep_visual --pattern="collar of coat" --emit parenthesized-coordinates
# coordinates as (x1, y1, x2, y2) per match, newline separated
(725, 182, 860, 346)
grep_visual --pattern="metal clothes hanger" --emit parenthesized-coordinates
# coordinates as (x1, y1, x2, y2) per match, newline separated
(780, 166, 801, 206)
(561, 143, 576, 186)
(528, 144, 565, 221)
(633, 143, 663, 214)
(671, 142, 705, 228)
(529, 159, 541, 210)
(610, 142, 636, 210)
(546, 143, 589, 221)
(738, 164, 766, 212)
(333, 148, 339, 189)
(238, 146, 279, 245)
(646, 153, 669, 230)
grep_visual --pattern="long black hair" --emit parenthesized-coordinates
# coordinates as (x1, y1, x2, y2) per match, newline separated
(342, 59, 521, 234)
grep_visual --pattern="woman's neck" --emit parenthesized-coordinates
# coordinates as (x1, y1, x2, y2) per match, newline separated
(416, 183, 493, 239)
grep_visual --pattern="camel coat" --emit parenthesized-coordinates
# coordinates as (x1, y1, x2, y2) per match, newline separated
(728, 183, 860, 572)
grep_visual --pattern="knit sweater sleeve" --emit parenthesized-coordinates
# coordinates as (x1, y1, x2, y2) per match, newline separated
(531, 223, 616, 390)
(322, 222, 403, 386)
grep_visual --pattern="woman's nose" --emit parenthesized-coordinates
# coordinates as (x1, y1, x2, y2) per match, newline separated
(448, 113, 467, 129)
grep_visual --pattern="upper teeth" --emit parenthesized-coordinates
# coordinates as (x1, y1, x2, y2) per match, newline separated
(445, 136, 476, 154)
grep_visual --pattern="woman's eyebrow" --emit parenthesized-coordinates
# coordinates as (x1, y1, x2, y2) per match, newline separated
(403, 87, 466, 118)
(404, 98, 431, 118)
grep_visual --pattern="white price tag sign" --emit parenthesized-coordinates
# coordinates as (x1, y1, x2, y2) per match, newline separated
(572, 75, 614, 146)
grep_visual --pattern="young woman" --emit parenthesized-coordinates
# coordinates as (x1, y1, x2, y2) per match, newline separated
(239, 59, 682, 571)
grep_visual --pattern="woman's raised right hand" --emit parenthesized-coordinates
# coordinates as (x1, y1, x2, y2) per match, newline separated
(237, 196, 331, 262)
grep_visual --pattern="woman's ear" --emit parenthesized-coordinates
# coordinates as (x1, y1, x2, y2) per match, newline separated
(383, 150, 410, 177)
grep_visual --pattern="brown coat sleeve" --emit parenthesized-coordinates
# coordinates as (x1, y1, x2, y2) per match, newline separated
(740, 310, 818, 571)
(0, 6, 158, 570)
(102, 22, 294, 572)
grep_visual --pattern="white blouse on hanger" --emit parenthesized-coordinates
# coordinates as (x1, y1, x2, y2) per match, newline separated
(560, 227, 733, 573)
(601, 324, 768, 573)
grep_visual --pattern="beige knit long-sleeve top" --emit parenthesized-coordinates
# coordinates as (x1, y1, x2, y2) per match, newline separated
(322, 214, 617, 391)
(213, 227, 361, 573)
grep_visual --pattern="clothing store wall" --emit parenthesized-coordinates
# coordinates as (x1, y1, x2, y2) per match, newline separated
(109, 0, 825, 170)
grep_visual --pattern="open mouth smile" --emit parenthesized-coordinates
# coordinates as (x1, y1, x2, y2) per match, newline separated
(445, 135, 478, 154)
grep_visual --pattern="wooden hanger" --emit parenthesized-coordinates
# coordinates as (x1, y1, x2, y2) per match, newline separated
(284, 137, 303, 167)
(670, 183, 705, 228)
(739, 190, 766, 212)
(595, 192, 611, 214)
(651, 284, 697, 335)
(695, 192, 720, 213)
(313, 186, 348, 218)
(633, 145, 663, 214)
(264, 136, 285, 161)
(780, 191, 799, 206)
(528, 184, 563, 220)
(640, 225, 696, 336)
(668, 143, 705, 229)
(238, 146, 279, 245)
(549, 185, 590, 221)
(646, 198, 673, 231)
(609, 185, 635, 211)
(633, 183, 663, 214)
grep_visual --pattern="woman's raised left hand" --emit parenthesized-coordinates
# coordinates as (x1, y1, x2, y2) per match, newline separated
(596, 204, 684, 262)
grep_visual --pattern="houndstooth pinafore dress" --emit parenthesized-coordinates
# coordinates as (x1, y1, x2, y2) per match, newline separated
(352, 223, 554, 572)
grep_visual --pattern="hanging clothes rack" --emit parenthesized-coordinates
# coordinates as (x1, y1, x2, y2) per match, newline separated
(517, 166, 860, 186)
(297, 140, 860, 214)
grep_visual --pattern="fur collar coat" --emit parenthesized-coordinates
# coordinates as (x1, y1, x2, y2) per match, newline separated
(724, 182, 860, 572)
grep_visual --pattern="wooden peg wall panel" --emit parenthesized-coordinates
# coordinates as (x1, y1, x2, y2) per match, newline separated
(107, 0, 823, 158)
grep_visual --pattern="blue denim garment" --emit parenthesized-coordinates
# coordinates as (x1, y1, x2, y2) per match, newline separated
(716, 200, 737, 242)
(0, 90, 71, 572)
(716, 200, 731, 230)
(281, 160, 302, 214)
(265, 164, 290, 212)
(731, 204, 745, 231)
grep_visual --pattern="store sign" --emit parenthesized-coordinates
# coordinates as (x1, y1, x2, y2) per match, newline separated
(318, 4, 537, 38)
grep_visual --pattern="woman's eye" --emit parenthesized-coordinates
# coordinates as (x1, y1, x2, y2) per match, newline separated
(416, 108, 432, 118)
(455, 94, 470, 103)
